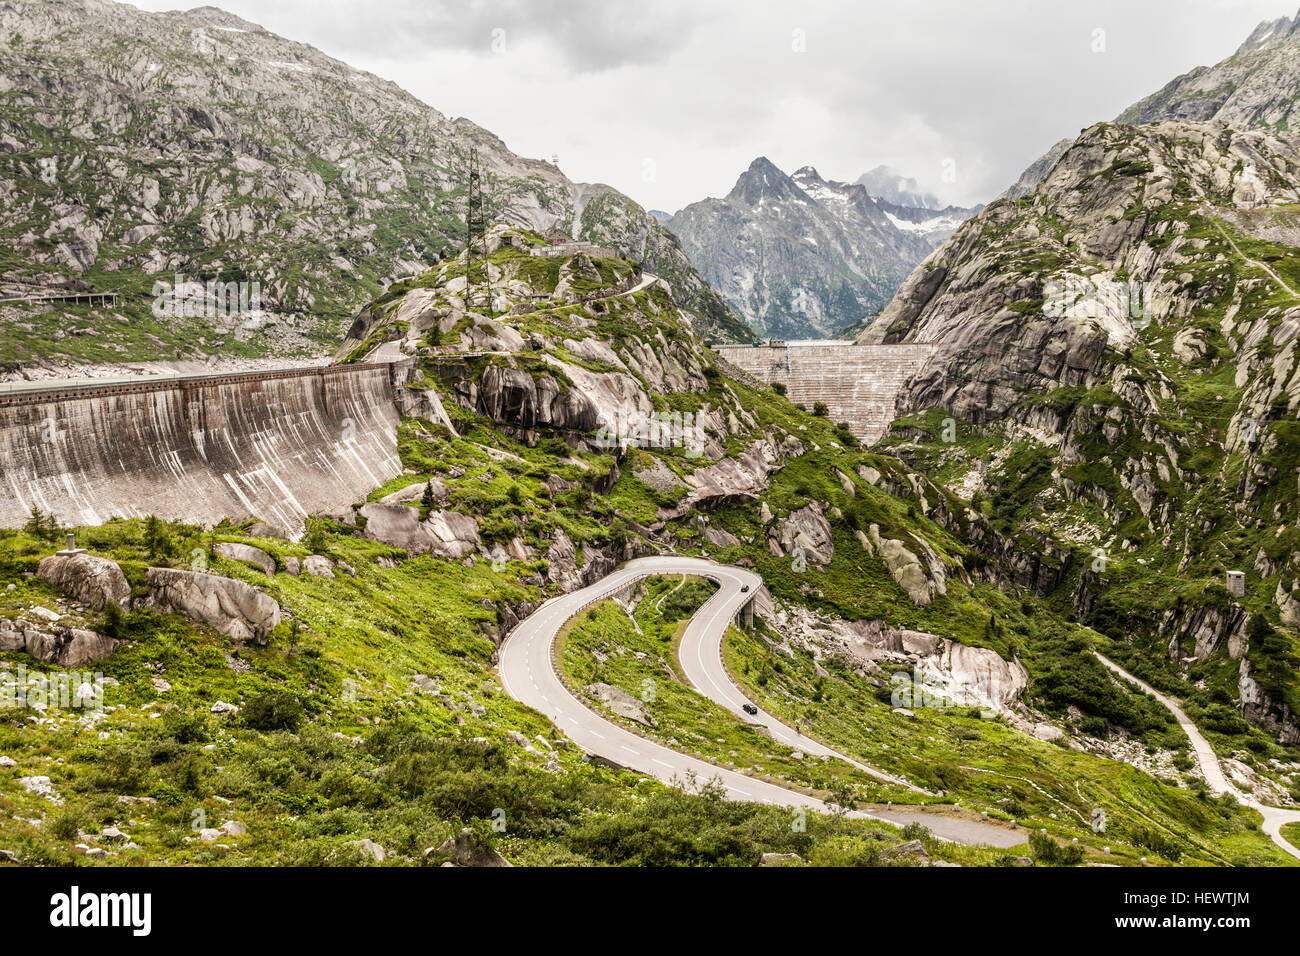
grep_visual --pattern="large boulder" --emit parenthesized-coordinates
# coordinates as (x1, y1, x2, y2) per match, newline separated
(213, 542, 276, 576)
(359, 502, 429, 552)
(0, 619, 119, 667)
(146, 568, 280, 645)
(423, 511, 481, 560)
(358, 502, 481, 560)
(303, 555, 335, 578)
(36, 553, 130, 611)
(1275, 581, 1300, 629)
(381, 479, 448, 506)
(864, 524, 941, 606)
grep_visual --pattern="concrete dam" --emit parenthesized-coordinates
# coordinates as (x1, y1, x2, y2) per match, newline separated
(714, 342, 943, 442)
(0, 362, 414, 534)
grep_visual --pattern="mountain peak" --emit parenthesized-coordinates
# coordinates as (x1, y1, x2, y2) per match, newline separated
(791, 164, 826, 183)
(728, 157, 801, 204)
(1235, 8, 1300, 54)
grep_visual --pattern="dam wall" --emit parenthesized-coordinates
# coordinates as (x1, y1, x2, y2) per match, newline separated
(714, 343, 943, 443)
(0, 362, 414, 534)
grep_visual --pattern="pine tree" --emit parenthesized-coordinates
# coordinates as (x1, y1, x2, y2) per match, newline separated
(143, 514, 169, 558)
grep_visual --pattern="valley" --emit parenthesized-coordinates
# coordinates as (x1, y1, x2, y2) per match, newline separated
(0, 0, 1298, 885)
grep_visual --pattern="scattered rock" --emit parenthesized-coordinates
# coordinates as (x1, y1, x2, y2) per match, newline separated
(349, 838, 387, 863)
(303, 555, 335, 578)
(887, 839, 930, 859)
(427, 828, 512, 867)
(19, 775, 61, 803)
(585, 682, 655, 726)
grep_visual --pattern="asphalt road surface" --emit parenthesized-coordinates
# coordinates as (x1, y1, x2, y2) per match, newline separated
(499, 555, 1025, 848)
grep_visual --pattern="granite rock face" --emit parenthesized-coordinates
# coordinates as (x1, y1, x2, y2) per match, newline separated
(214, 543, 276, 576)
(358, 502, 482, 560)
(773, 503, 835, 566)
(1008, 11, 1300, 198)
(37, 553, 130, 610)
(0, 618, 119, 667)
(147, 568, 281, 645)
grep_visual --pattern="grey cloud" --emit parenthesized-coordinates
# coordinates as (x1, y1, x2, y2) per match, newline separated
(132, 0, 1290, 209)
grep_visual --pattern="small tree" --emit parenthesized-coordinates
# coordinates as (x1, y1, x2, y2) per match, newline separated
(301, 517, 329, 553)
(826, 780, 858, 828)
(101, 601, 125, 640)
(421, 480, 435, 512)
(23, 505, 61, 543)
(143, 515, 171, 559)
(813, 402, 829, 417)
(23, 504, 46, 539)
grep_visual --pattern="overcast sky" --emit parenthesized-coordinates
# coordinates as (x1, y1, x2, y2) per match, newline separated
(132, 0, 1294, 212)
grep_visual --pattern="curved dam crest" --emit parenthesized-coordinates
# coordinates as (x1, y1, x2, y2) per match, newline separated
(0, 363, 414, 535)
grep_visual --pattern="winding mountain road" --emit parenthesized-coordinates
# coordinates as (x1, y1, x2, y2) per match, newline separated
(498, 556, 1025, 848)
(1096, 652, 1300, 861)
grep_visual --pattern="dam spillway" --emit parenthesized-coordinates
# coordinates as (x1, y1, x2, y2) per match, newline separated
(713, 342, 943, 443)
(0, 362, 413, 534)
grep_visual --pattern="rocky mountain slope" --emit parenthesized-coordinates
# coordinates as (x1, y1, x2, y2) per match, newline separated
(1118, 7, 1300, 130)
(666, 159, 937, 339)
(5, 226, 1285, 866)
(1007, 8, 1300, 199)
(860, 117, 1300, 759)
(0, 0, 749, 373)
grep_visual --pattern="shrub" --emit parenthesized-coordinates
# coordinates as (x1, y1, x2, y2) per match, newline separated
(1130, 826, 1183, 863)
(901, 822, 931, 842)
(813, 402, 829, 417)
(49, 812, 81, 842)
(101, 601, 125, 639)
(161, 707, 211, 744)
(23, 505, 62, 543)
(301, 518, 330, 554)
(1029, 830, 1084, 865)
(240, 690, 304, 732)
(143, 514, 174, 558)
